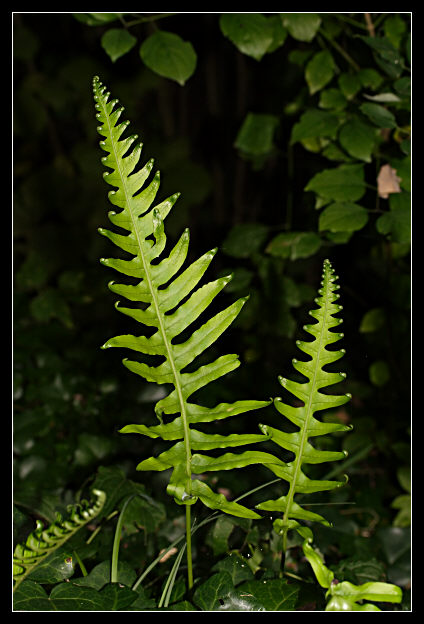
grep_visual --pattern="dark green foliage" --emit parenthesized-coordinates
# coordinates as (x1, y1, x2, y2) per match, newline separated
(13, 12, 410, 611)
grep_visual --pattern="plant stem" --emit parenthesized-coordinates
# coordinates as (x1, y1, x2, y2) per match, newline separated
(318, 27, 360, 72)
(364, 13, 376, 37)
(185, 504, 194, 590)
(111, 495, 138, 583)
(131, 478, 282, 592)
(124, 13, 177, 28)
(73, 550, 88, 577)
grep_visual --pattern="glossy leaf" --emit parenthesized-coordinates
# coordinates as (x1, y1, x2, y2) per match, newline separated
(256, 260, 351, 541)
(93, 76, 275, 520)
(238, 578, 300, 611)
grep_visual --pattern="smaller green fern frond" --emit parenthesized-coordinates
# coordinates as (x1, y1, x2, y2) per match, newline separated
(93, 76, 279, 521)
(13, 489, 106, 591)
(302, 537, 402, 611)
(256, 259, 352, 542)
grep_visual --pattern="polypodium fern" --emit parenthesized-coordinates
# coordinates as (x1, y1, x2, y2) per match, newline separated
(92, 76, 280, 526)
(13, 489, 106, 591)
(256, 259, 352, 548)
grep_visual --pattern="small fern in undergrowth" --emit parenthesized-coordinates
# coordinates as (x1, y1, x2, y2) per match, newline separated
(13, 489, 106, 591)
(256, 259, 352, 549)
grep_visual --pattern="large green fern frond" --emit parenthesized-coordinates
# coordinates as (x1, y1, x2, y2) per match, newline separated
(256, 259, 352, 542)
(13, 489, 105, 591)
(92, 76, 280, 519)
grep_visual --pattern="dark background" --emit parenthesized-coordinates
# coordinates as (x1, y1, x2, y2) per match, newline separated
(13, 12, 410, 594)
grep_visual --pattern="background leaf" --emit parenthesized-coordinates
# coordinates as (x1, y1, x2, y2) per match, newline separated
(101, 29, 137, 63)
(139, 30, 197, 85)
(338, 119, 376, 162)
(305, 50, 335, 94)
(319, 202, 368, 233)
(282, 13, 321, 42)
(219, 14, 274, 61)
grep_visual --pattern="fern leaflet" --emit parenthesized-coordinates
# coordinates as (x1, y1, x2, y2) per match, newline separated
(13, 489, 106, 591)
(256, 259, 352, 544)
(92, 76, 281, 520)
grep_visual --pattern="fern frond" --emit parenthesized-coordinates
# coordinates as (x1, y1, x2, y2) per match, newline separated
(92, 77, 278, 519)
(13, 489, 106, 591)
(256, 259, 352, 541)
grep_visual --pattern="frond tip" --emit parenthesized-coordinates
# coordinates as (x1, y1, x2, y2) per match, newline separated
(256, 259, 352, 540)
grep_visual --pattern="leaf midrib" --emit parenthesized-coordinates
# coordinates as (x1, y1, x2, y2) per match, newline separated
(99, 90, 192, 490)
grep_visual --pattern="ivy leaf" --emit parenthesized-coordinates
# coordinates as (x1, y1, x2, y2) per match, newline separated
(48, 581, 137, 611)
(319, 202, 369, 233)
(139, 31, 197, 85)
(212, 553, 255, 585)
(219, 13, 274, 61)
(73, 561, 137, 590)
(305, 50, 335, 95)
(101, 29, 137, 63)
(305, 164, 366, 202)
(13, 580, 54, 611)
(26, 547, 75, 584)
(238, 578, 300, 610)
(281, 13, 321, 42)
(334, 556, 386, 585)
(360, 102, 397, 129)
(338, 119, 376, 162)
(206, 516, 237, 556)
(193, 571, 234, 610)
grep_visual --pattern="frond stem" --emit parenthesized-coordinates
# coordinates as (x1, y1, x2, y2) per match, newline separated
(185, 504, 194, 589)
